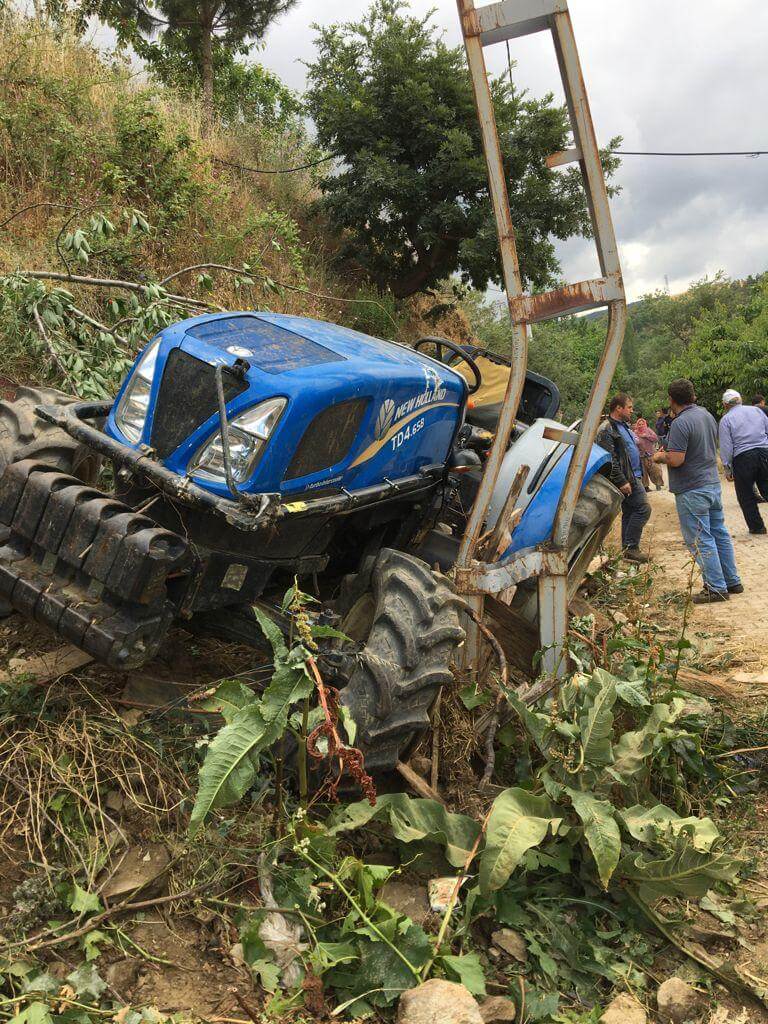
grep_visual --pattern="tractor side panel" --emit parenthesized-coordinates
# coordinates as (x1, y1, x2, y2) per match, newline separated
(498, 443, 610, 558)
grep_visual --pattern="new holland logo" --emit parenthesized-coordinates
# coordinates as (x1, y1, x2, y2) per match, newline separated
(375, 398, 396, 440)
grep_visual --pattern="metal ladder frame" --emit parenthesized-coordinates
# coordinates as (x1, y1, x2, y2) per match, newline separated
(454, 0, 627, 675)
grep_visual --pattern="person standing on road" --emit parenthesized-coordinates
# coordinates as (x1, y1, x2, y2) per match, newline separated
(718, 389, 768, 534)
(596, 393, 651, 563)
(653, 379, 742, 603)
(751, 394, 768, 420)
(633, 417, 665, 491)
(655, 406, 673, 442)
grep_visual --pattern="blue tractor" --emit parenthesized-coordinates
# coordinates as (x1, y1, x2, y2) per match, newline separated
(0, 312, 619, 769)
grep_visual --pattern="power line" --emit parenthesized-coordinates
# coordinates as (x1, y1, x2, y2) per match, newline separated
(212, 146, 767, 177)
(612, 149, 766, 157)
(212, 151, 342, 175)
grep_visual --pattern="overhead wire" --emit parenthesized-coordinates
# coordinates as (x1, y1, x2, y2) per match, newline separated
(211, 146, 767, 177)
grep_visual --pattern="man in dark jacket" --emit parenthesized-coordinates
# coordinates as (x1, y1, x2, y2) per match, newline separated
(596, 393, 651, 563)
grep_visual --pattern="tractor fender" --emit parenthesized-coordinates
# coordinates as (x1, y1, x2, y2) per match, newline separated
(486, 418, 610, 559)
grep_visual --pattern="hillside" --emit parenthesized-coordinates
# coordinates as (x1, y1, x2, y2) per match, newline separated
(0, 14, 470, 397)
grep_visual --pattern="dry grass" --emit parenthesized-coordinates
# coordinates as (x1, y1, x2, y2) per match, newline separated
(0, 700, 188, 883)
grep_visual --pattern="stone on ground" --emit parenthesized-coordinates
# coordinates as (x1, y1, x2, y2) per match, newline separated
(491, 928, 528, 963)
(657, 977, 702, 1022)
(100, 843, 171, 899)
(479, 995, 517, 1022)
(600, 992, 648, 1024)
(398, 979, 483, 1024)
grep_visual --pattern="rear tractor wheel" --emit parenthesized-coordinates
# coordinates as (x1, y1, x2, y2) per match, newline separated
(511, 472, 621, 625)
(0, 386, 99, 482)
(337, 548, 465, 772)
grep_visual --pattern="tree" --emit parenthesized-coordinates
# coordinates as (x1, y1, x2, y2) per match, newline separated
(305, 0, 619, 299)
(665, 276, 768, 413)
(92, 0, 299, 117)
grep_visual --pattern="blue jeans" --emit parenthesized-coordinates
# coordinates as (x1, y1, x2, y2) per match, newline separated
(675, 485, 741, 593)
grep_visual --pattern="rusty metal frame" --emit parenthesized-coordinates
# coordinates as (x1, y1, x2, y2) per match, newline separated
(455, 0, 626, 676)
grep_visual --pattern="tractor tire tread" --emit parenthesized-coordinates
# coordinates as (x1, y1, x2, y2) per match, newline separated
(0, 386, 94, 479)
(339, 547, 465, 772)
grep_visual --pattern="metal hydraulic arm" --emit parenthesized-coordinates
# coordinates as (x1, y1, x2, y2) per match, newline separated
(454, 0, 627, 675)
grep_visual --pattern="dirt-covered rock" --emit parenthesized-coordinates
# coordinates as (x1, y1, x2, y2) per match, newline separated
(600, 992, 647, 1024)
(657, 977, 703, 1022)
(479, 995, 517, 1022)
(491, 928, 528, 963)
(398, 979, 483, 1024)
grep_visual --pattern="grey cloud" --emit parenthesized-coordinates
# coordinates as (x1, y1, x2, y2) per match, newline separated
(256, 1, 768, 300)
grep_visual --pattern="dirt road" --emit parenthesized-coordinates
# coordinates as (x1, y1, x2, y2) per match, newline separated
(641, 477, 768, 672)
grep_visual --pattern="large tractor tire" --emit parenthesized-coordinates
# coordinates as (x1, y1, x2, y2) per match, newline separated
(0, 386, 98, 481)
(338, 548, 465, 772)
(511, 473, 621, 626)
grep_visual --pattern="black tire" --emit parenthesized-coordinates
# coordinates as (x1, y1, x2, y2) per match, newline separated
(0, 386, 98, 481)
(512, 473, 621, 624)
(338, 548, 465, 772)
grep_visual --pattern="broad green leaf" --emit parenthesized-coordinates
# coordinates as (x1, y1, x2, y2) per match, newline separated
(459, 683, 492, 710)
(567, 789, 621, 888)
(618, 834, 739, 903)
(610, 700, 685, 782)
(253, 605, 288, 659)
(311, 940, 359, 971)
(505, 689, 552, 755)
(10, 1002, 53, 1024)
(199, 679, 257, 723)
(329, 794, 481, 869)
(189, 658, 312, 834)
(619, 804, 719, 852)
(81, 929, 108, 962)
(578, 669, 617, 765)
(20, 972, 59, 996)
(479, 788, 556, 894)
(66, 962, 106, 1000)
(615, 678, 651, 707)
(440, 952, 486, 996)
(251, 958, 281, 993)
(327, 920, 431, 1010)
(69, 883, 102, 915)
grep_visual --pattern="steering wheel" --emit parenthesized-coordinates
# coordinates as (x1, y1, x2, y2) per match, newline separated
(413, 336, 482, 395)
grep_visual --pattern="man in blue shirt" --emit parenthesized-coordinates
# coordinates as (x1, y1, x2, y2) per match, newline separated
(654, 379, 741, 603)
(719, 388, 768, 534)
(596, 393, 651, 563)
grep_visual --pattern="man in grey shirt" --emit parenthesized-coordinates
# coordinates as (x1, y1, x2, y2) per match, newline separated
(718, 388, 768, 534)
(654, 378, 742, 603)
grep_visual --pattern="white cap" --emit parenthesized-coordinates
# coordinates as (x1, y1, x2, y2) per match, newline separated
(722, 388, 741, 405)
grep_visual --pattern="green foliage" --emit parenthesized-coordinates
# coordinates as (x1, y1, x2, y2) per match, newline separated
(329, 794, 481, 868)
(464, 273, 768, 422)
(85, 0, 299, 113)
(103, 96, 199, 232)
(141, 43, 304, 132)
(305, 0, 619, 298)
(189, 606, 313, 834)
(664, 276, 768, 411)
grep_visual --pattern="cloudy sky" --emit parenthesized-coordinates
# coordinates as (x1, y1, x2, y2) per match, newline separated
(251, 0, 768, 302)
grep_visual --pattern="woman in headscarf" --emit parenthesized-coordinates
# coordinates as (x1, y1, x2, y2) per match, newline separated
(633, 417, 665, 491)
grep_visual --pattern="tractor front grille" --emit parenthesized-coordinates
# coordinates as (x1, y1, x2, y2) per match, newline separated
(150, 349, 247, 460)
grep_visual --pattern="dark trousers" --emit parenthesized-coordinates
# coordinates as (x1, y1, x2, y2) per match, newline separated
(732, 447, 768, 531)
(621, 476, 652, 549)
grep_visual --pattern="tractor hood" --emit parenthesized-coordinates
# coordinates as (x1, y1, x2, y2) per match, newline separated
(106, 312, 467, 497)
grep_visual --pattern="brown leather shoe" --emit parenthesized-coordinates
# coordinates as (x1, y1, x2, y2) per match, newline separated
(623, 547, 650, 564)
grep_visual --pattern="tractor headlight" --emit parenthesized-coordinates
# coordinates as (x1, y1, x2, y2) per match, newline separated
(189, 397, 286, 484)
(114, 340, 161, 444)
